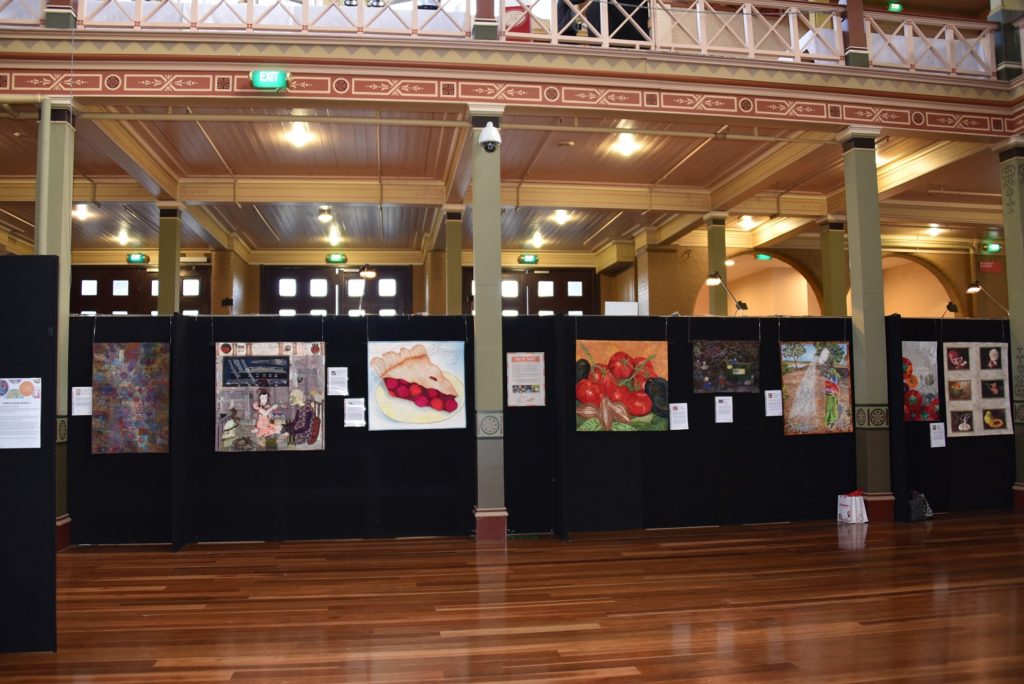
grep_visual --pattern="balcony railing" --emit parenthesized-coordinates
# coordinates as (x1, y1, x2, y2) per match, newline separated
(0, 0, 998, 79)
(865, 10, 995, 78)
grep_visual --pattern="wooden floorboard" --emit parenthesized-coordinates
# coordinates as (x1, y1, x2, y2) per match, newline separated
(2, 513, 1024, 682)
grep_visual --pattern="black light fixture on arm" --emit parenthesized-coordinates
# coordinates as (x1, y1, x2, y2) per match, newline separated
(941, 301, 958, 319)
(706, 271, 749, 316)
(966, 281, 1009, 316)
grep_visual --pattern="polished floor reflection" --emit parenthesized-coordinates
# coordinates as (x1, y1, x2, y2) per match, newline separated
(2, 513, 1023, 682)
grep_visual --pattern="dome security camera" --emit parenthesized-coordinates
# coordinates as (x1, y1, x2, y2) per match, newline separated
(479, 122, 501, 153)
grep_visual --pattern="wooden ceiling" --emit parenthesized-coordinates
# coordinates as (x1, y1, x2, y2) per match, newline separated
(0, 99, 1006, 259)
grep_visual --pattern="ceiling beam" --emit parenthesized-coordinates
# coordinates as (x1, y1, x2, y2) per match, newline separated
(0, 177, 152, 202)
(76, 118, 177, 200)
(491, 182, 710, 212)
(178, 178, 446, 205)
(880, 200, 1003, 226)
(709, 131, 834, 210)
(731, 192, 829, 218)
(751, 216, 816, 248)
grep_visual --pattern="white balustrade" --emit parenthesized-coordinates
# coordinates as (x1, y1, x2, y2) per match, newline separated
(0, 0, 45, 26)
(865, 11, 995, 78)
(0, 0, 998, 81)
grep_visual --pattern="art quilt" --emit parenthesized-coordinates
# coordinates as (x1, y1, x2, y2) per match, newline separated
(943, 342, 1012, 437)
(780, 341, 853, 436)
(692, 340, 760, 394)
(574, 339, 669, 432)
(367, 341, 466, 431)
(92, 342, 170, 454)
(215, 342, 325, 451)
(902, 341, 940, 422)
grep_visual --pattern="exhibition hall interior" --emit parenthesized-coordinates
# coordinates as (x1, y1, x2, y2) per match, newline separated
(1, 0, 1023, 680)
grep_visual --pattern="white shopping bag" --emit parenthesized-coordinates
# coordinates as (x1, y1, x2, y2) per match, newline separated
(837, 494, 868, 524)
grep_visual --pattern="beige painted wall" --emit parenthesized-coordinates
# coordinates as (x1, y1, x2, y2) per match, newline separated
(694, 267, 814, 316)
(881, 260, 950, 318)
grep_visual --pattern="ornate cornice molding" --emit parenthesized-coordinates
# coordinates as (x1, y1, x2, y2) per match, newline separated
(0, 66, 1012, 138)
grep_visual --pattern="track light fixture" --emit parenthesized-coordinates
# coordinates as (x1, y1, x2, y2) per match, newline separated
(965, 281, 1009, 315)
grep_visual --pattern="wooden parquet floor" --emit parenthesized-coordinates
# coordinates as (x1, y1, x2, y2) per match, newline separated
(2, 514, 1024, 683)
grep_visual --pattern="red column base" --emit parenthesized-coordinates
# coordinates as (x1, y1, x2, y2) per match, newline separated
(863, 492, 895, 522)
(56, 514, 71, 551)
(1014, 483, 1024, 512)
(474, 507, 507, 542)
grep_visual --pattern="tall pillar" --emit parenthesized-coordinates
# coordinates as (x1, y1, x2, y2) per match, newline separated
(990, 1, 1024, 80)
(44, 0, 77, 28)
(157, 207, 181, 315)
(470, 105, 506, 541)
(35, 98, 74, 538)
(424, 251, 446, 314)
(841, 127, 893, 521)
(819, 216, 849, 316)
(445, 209, 463, 314)
(705, 212, 728, 316)
(472, 0, 497, 39)
(995, 142, 1024, 510)
(210, 249, 233, 315)
(843, 0, 869, 67)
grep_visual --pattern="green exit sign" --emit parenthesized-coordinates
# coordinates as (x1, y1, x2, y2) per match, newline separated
(518, 254, 539, 265)
(126, 252, 150, 264)
(326, 253, 347, 264)
(250, 70, 288, 90)
(886, 2, 903, 11)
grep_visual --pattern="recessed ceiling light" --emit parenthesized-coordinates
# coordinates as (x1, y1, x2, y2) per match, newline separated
(926, 226, 943, 237)
(117, 228, 129, 246)
(285, 121, 315, 149)
(740, 215, 755, 230)
(724, 258, 735, 267)
(610, 132, 642, 157)
(928, 223, 941, 228)
(530, 230, 544, 249)
(328, 223, 342, 246)
(73, 203, 89, 220)
(317, 206, 332, 224)
(551, 209, 571, 226)
(557, 140, 576, 148)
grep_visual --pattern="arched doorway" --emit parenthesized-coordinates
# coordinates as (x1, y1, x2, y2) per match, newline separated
(693, 253, 821, 316)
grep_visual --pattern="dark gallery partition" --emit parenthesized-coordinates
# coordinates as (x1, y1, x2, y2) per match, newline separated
(0, 256, 57, 653)
(63, 312, 1017, 547)
(68, 315, 174, 545)
(887, 316, 1015, 520)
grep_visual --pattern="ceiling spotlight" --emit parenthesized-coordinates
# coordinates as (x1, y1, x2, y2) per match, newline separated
(328, 223, 342, 247)
(551, 209, 571, 226)
(610, 132, 642, 157)
(926, 226, 943, 237)
(73, 203, 89, 220)
(724, 258, 735, 267)
(929, 223, 941, 228)
(317, 206, 332, 224)
(285, 121, 315, 149)
(117, 228, 129, 246)
(740, 215, 755, 230)
(359, 265, 377, 279)
(530, 230, 544, 249)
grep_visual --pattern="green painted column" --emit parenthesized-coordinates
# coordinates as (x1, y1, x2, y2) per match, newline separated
(995, 144, 1024, 510)
(843, 0, 870, 67)
(34, 99, 74, 523)
(989, 2, 1024, 80)
(157, 207, 181, 315)
(819, 216, 849, 317)
(469, 105, 506, 541)
(705, 212, 727, 316)
(840, 127, 893, 520)
(445, 208, 463, 315)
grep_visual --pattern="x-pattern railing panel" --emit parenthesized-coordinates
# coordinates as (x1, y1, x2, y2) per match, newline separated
(865, 12, 994, 78)
(0, 0, 43, 25)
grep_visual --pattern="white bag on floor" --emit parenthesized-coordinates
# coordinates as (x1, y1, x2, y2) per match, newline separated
(837, 493, 868, 524)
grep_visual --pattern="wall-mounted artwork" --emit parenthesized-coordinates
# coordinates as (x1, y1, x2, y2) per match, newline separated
(367, 341, 466, 431)
(943, 342, 1012, 438)
(215, 342, 325, 451)
(91, 342, 170, 454)
(692, 340, 760, 393)
(901, 341, 940, 422)
(780, 341, 853, 436)
(575, 339, 669, 432)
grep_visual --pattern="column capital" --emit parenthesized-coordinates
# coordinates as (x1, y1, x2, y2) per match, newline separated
(817, 214, 847, 230)
(995, 137, 1024, 157)
(443, 203, 465, 220)
(837, 127, 881, 146)
(703, 211, 728, 226)
(468, 104, 504, 123)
